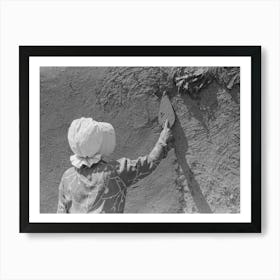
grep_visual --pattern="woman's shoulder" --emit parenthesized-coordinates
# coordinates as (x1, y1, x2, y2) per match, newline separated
(106, 157, 133, 175)
(100, 159, 122, 171)
(61, 167, 76, 181)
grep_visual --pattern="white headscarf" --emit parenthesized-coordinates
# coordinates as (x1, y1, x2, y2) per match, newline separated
(68, 117, 116, 168)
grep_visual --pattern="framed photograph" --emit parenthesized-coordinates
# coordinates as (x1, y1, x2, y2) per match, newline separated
(20, 46, 261, 233)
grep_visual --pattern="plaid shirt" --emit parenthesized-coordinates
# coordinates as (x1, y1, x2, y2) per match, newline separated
(57, 138, 169, 213)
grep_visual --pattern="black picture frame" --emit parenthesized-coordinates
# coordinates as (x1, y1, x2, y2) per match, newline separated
(20, 46, 261, 233)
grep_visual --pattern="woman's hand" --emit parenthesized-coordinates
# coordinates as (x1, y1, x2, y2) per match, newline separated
(159, 119, 174, 146)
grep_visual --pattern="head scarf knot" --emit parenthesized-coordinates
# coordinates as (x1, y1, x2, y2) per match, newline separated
(68, 117, 116, 168)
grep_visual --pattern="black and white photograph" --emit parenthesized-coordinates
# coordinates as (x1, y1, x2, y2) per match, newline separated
(20, 46, 261, 232)
(40, 66, 241, 215)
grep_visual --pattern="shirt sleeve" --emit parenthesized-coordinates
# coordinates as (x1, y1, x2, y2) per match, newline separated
(57, 179, 71, 213)
(116, 138, 170, 187)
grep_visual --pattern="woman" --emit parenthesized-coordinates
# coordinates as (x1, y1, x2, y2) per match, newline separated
(57, 117, 173, 213)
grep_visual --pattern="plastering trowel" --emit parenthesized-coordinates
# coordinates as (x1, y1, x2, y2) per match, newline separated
(158, 91, 175, 128)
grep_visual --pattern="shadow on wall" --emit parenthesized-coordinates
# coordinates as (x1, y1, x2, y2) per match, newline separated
(172, 113, 212, 213)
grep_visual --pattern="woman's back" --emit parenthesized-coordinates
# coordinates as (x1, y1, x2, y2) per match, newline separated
(57, 160, 128, 213)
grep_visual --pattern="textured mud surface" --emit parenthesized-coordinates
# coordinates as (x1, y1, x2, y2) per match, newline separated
(40, 67, 240, 213)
